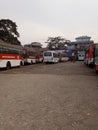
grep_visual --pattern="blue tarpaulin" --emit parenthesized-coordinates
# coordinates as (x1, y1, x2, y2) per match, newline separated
(67, 50, 72, 58)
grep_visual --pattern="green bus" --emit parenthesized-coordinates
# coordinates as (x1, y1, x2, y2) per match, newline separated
(94, 44, 98, 73)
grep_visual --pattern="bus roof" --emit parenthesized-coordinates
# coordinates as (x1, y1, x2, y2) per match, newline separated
(24, 46, 36, 52)
(0, 40, 23, 50)
(44, 50, 58, 53)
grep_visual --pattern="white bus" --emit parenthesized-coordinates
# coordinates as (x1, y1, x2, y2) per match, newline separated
(0, 40, 25, 69)
(43, 50, 59, 63)
(77, 50, 85, 61)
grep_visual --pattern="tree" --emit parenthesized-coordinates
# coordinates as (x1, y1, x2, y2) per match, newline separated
(0, 19, 21, 45)
(46, 36, 71, 50)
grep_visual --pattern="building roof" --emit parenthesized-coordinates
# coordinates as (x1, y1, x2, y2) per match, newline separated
(76, 36, 91, 40)
(31, 42, 42, 47)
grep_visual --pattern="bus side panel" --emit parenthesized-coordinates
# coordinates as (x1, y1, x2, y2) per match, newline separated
(95, 57, 98, 71)
(0, 60, 7, 68)
(0, 59, 21, 68)
(10, 59, 21, 67)
(95, 64, 98, 71)
(24, 58, 36, 64)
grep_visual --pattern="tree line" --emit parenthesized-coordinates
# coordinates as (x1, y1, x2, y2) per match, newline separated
(0, 19, 21, 45)
(0, 19, 71, 49)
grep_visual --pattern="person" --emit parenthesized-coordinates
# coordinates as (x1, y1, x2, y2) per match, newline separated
(72, 51, 76, 62)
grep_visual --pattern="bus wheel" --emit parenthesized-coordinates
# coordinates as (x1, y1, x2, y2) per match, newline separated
(6, 62, 11, 70)
(20, 61, 23, 66)
(95, 70, 98, 74)
(95, 69, 98, 74)
(31, 60, 33, 64)
(94, 65, 98, 74)
(95, 67, 98, 74)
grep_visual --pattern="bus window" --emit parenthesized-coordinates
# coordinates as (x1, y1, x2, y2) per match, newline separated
(44, 52, 52, 56)
(53, 53, 58, 57)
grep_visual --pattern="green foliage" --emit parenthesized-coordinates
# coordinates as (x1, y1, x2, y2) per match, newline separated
(46, 36, 71, 50)
(0, 19, 21, 45)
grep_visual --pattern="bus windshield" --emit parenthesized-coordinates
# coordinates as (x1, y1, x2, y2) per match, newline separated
(44, 52, 52, 56)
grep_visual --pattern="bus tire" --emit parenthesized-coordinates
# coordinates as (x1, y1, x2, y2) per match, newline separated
(20, 61, 23, 66)
(95, 66, 98, 74)
(6, 62, 11, 70)
(96, 70, 98, 74)
(95, 68, 98, 74)
(31, 60, 33, 64)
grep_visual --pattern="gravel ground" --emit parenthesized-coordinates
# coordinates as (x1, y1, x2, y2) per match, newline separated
(0, 61, 98, 130)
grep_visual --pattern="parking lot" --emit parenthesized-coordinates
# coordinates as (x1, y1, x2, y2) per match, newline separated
(0, 61, 98, 130)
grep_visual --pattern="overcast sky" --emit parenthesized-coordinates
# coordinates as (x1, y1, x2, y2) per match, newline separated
(0, 0, 98, 47)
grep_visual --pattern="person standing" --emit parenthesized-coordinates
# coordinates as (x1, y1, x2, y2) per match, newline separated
(72, 51, 76, 62)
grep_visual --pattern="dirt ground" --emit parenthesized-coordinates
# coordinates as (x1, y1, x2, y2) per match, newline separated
(0, 61, 98, 130)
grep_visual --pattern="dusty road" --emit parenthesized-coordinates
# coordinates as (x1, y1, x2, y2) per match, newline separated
(0, 61, 98, 130)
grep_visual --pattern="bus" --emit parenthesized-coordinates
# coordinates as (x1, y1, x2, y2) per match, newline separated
(84, 43, 95, 67)
(24, 47, 37, 64)
(43, 50, 59, 63)
(59, 52, 69, 62)
(77, 50, 85, 61)
(0, 40, 25, 69)
(94, 44, 98, 73)
(36, 52, 43, 63)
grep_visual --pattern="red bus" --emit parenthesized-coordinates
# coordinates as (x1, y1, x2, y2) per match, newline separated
(23, 47, 37, 64)
(36, 52, 43, 63)
(0, 40, 25, 69)
(84, 43, 95, 67)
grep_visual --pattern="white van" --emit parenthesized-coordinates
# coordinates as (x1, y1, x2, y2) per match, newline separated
(77, 50, 85, 61)
(43, 51, 59, 63)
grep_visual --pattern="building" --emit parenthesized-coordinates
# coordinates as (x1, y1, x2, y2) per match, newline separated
(31, 42, 42, 49)
(68, 36, 94, 51)
(24, 42, 42, 49)
(68, 36, 94, 60)
(75, 36, 93, 51)
(76, 36, 91, 43)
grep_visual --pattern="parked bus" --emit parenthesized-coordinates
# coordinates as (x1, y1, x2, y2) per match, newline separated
(59, 52, 69, 62)
(0, 40, 25, 69)
(43, 50, 59, 63)
(84, 43, 95, 67)
(24, 47, 37, 64)
(94, 44, 98, 73)
(36, 52, 43, 63)
(77, 50, 85, 61)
